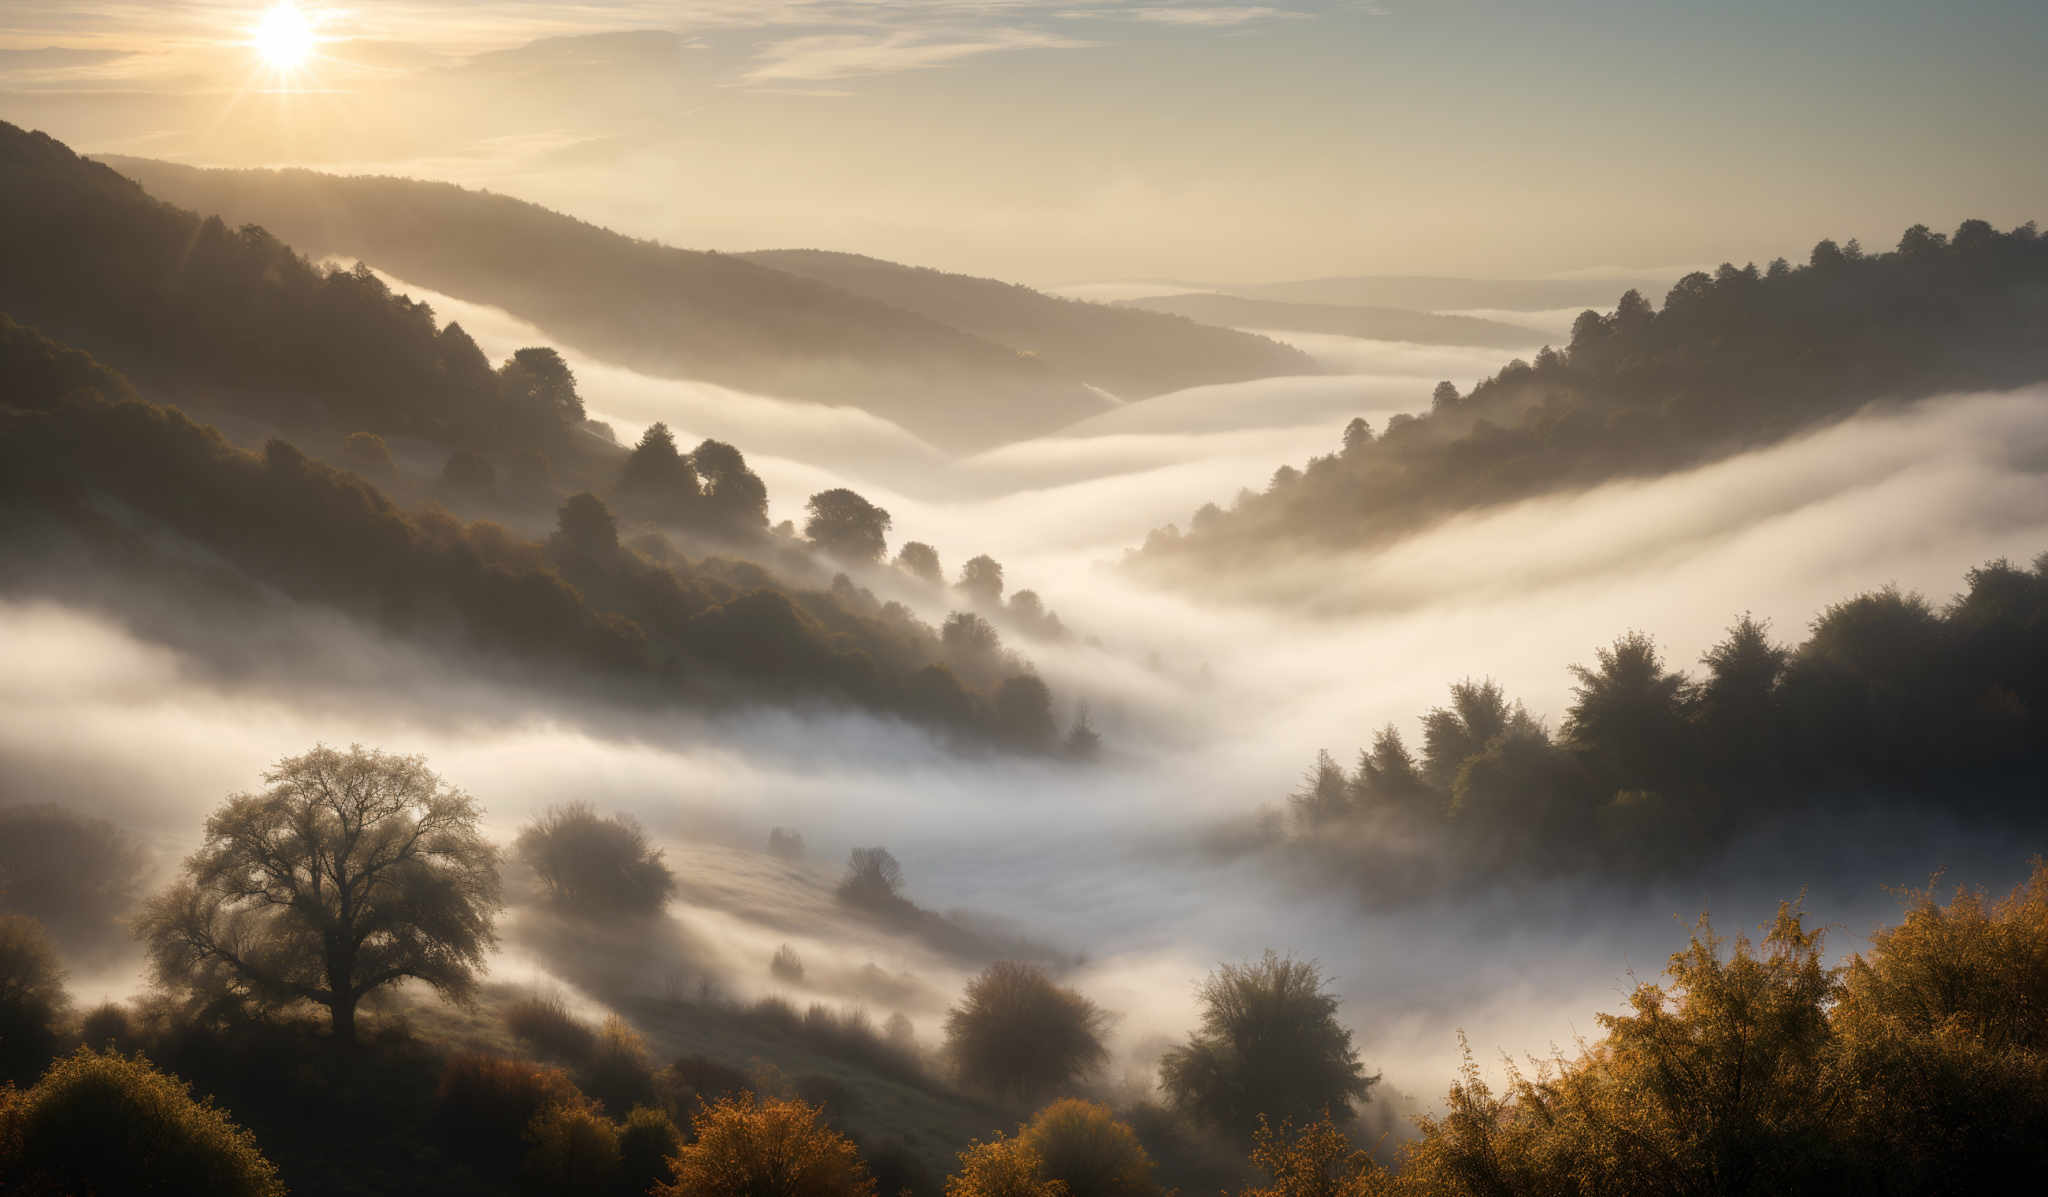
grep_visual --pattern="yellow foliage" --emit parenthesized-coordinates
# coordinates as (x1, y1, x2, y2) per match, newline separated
(655, 1091, 875, 1197)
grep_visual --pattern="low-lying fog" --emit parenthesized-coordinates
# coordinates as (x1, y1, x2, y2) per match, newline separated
(8, 276, 2046, 1114)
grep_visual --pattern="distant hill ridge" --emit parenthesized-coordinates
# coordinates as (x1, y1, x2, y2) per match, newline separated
(1118, 292, 1543, 348)
(98, 157, 1313, 449)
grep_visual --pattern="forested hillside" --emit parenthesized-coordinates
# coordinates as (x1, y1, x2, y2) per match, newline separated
(742, 249, 1315, 398)
(1135, 221, 2048, 587)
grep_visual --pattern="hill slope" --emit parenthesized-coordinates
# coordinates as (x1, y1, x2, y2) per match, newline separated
(741, 248, 1315, 398)
(1118, 292, 1542, 348)
(1133, 223, 2048, 596)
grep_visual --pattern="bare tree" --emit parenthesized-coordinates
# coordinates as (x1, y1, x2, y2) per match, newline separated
(138, 744, 502, 1045)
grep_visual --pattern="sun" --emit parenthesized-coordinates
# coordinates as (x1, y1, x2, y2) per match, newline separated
(251, 3, 316, 71)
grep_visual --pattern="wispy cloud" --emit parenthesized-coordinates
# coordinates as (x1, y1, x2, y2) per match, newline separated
(1057, 5, 1308, 28)
(743, 27, 1094, 83)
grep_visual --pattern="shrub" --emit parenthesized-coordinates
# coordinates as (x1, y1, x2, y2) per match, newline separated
(617, 1105, 682, 1195)
(436, 1052, 588, 1171)
(0, 1048, 283, 1197)
(0, 915, 68, 1084)
(654, 1091, 876, 1197)
(77, 1002, 140, 1054)
(1240, 1114, 1385, 1197)
(1017, 1099, 1160, 1197)
(773, 944, 807, 984)
(768, 826, 807, 861)
(504, 993, 599, 1065)
(516, 803, 677, 916)
(838, 847, 908, 911)
(946, 1134, 1064, 1197)
(521, 1099, 622, 1195)
(1159, 953, 1375, 1142)
(582, 1016, 659, 1117)
(946, 962, 1108, 1103)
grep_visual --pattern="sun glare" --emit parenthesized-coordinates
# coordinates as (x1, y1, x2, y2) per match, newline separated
(252, 3, 316, 71)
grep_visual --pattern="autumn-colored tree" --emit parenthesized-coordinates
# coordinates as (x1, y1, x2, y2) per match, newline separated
(654, 1092, 876, 1197)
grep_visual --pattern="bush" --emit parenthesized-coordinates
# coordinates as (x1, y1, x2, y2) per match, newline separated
(946, 1134, 1063, 1197)
(0, 915, 68, 1084)
(582, 1016, 659, 1117)
(0, 1048, 283, 1197)
(1240, 1115, 1385, 1197)
(617, 1105, 682, 1195)
(436, 1052, 587, 1173)
(946, 962, 1108, 1103)
(77, 1002, 141, 1054)
(773, 944, 807, 984)
(654, 1092, 876, 1196)
(1017, 1099, 1160, 1197)
(768, 826, 808, 861)
(1160, 953, 1375, 1143)
(504, 993, 599, 1065)
(516, 803, 677, 916)
(838, 847, 908, 911)
(521, 1099, 621, 1195)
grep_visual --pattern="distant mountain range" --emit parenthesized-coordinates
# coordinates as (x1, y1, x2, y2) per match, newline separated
(98, 157, 1314, 450)
(1117, 293, 1543, 349)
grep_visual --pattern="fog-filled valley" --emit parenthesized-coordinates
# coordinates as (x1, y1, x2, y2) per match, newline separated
(5, 20, 2048, 1189)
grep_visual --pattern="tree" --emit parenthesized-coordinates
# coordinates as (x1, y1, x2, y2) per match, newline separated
(341, 430, 395, 475)
(1159, 952, 1375, 1142)
(838, 847, 906, 911)
(501, 346, 584, 424)
(0, 916, 68, 1084)
(0, 1048, 284, 1197)
(515, 803, 676, 916)
(551, 491, 620, 559)
(994, 675, 1057, 751)
(1288, 750, 1352, 827)
(945, 962, 1109, 1103)
(1016, 1099, 1159, 1197)
(1350, 727, 1430, 816)
(943, 612, 1003, 661)
(805, 488, 893, 564)
(1341, 417, 1373, 456)
(1240, 1114, 1384, 1197)
(896, 541, 943, 585)
(1430, 381, 1460, 411)
(1419, 679, 1516, 791)
(946, 1134, 1063, 1197)
(958, 555, 1006, 606)
(1562, 631, 1695, 793)
(1065, 705, 1103, 762)
(620, 422, 699, 516)
(691, 439, 769, 535)
(138, 744, 502, 1045)
(655, 1092, 876, 1197)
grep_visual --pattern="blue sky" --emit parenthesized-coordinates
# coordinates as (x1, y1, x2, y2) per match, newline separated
(2, 1, 2042, 282)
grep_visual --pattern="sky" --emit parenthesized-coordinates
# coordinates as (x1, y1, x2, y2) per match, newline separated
(2, 1, 2044, 290)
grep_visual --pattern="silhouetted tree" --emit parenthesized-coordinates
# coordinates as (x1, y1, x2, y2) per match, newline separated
(805, 488, 893, 564)
(1430, 381, 1460, 411)
(1159, 952, 1375, 1142)
(1341, 417, 1373, 456)
(1016, 1098, 1161, 1197)
(995, 675, 1057, 751)
(500, 346, 583, 424)
(138, 744, 502, 1045)
(1419, 680, 1516, 791)
(959, 555, 1006, 606)
(619, 422, 699, 518)
(896, 541, 943, 585)
(0, 916, 67, 1084)
(945, 962, 1109, 1103)
(1563, 631, 1695, 794)
(838, 847, 906, 911)
(1289, 750, 1352, 827)
(690, 439, 769, 535)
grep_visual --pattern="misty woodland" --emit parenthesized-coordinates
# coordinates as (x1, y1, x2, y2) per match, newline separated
(3, 2, 2048, 1194)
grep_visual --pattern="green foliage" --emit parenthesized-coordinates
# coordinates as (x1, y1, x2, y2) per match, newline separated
(1160, 953, 1375, 1143)
(138, 745, 502, 1044)
(654, 1091, 877, 1197)
(944, 963, 1108, 1103)
(0, 1048, 283, 1197)
(515, 802, 676, 916)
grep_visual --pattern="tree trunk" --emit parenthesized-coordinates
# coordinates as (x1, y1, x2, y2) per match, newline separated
(330, 990, 357, 1045)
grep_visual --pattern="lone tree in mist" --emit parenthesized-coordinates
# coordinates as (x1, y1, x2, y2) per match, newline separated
(138, 744, 502, 1046)
(1159, 952, 1375, 1142)
(945, 962, 1109, 1104)
(895, 541, 943, 585)
(837, 847, 907, 912)
(516, 803, 676, 916)
(805, 488, 893, 564)
(957, 555, 1005, 607)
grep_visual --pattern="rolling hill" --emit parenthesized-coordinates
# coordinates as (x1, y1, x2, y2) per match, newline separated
(1117, 292, 1542, 348)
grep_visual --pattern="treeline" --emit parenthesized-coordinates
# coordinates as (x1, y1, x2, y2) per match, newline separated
(7, 747, 2044, 1194)
(0, 121, 581, 455)
(95, 155, 1123, 450)
(1278, 553, 2048, 887)
(1137, 220, 2048, 582)
(0, 318, 1066, 750)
